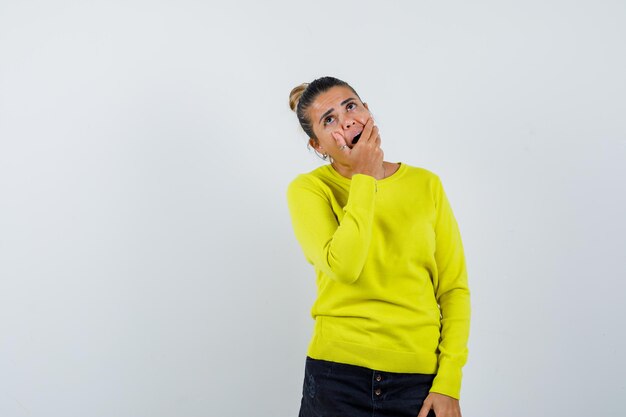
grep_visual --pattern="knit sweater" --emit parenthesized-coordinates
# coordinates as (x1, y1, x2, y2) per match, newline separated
(286, 163, 470, 399)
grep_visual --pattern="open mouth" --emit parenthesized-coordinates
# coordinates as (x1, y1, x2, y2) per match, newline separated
(351, 132, 363, 144)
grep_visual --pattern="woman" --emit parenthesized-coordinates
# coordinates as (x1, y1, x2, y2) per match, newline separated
(287, 76, 470, 417)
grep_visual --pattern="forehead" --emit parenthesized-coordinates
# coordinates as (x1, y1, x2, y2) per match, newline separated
(308, 86, 359, 120)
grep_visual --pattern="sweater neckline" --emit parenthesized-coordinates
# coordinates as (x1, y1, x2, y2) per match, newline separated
(324, 162, 407, 184)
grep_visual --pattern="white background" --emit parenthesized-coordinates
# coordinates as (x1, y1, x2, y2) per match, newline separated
(1, 1, 625, 416)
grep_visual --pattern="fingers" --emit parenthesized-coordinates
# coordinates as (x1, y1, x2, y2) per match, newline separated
(416, 398, 433, 417)
(356, 118, 375, 145)
(373, 131, 381, 147)
(370, 125, 380, 145)
(359, 118, 380, 147)
(332, 132, 350, 153)
(420, 392, 462, 417)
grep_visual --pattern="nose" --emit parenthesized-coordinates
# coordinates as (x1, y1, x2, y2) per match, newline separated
(343, 119, 356, 130)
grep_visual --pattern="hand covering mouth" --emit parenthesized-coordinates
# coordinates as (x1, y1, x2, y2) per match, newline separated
(351, 132, 363, 144)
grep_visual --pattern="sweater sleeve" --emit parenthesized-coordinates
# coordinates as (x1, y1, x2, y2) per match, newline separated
(286, 174, 377, 285)
(429, 176, 471, 400)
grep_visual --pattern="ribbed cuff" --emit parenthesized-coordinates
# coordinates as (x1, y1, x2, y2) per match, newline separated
(430, 362, 463, 399)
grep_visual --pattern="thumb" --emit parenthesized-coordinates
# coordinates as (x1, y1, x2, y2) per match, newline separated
(416, 397, 433, 417)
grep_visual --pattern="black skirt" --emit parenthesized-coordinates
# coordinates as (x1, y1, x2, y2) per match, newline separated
(298, 357, 437, 417)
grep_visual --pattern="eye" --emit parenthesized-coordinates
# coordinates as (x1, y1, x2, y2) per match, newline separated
(346, 102, 357, 111)
(323, 116, 335, 126)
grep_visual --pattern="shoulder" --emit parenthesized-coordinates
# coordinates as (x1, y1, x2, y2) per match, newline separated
(401, 163, 439, 179)
(287, 166, 333, 200)
(288, 165, 329, 188)
(396, 163, 443, 188)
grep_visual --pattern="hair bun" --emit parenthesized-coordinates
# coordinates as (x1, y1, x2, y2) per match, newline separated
(289, 83, 309, 112)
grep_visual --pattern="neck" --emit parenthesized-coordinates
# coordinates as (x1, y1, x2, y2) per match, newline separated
(331, 161, 387, 180)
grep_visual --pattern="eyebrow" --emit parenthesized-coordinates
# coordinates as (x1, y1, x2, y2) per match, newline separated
(318, 97, 358, 125)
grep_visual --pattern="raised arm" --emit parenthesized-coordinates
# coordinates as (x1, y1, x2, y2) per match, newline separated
(287, 174, 377, 284)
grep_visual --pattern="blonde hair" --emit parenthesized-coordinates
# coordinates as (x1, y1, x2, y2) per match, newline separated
(289, 83, 308, 112)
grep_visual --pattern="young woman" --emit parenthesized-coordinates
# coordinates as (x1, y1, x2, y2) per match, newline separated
(287, 76, 470, 417)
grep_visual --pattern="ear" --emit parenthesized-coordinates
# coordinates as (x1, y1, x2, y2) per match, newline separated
(309, 137, 322, 151)
(364, 102, 369, 110)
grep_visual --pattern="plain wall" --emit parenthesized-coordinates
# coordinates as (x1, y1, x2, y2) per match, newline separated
(1, 1, 625, 416)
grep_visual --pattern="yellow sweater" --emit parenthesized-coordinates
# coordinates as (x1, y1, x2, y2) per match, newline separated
(287, 163, 470, 399)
